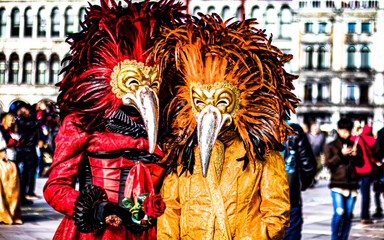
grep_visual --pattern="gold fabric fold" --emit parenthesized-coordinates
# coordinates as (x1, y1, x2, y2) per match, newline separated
(204, 141, 231, 240)
(157, 137, 290, 239)
(0, 159, 22, 224)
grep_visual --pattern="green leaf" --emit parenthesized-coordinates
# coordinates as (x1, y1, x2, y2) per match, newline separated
(122, 197, 134, 209)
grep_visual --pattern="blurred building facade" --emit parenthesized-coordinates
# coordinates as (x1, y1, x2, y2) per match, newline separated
(0, 0, 383, 131)
(0, 0, 96, 113)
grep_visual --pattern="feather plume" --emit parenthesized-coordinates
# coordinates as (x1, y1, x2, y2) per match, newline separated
(151, 14, 299, 170)
(57, 0, 185, 132)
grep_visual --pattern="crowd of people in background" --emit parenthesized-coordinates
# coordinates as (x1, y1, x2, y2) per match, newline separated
(294, 119, 384, 240)
(0, 99, 60, 224)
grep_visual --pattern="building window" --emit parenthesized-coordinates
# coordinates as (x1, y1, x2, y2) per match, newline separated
(51, 8, 60, 37)
(304, 84, 312, 102)
(207, 6, 215, 15)
(280, 6, 292, 39)
(313, 1, 321, 7)
(9, 54, 19, 84)
(347, 46, 356, 69)
(251, 6, 260, 18)
(361, 46, 370, 70)
(317, 83, 329, 102)
(281, 6, 292, 24)
(22, 54, 33, 84)
(236, 7, 242, 20)
(362, 1, 378, 8)
(266, 6, 275, 24)
(342, 1, 351, 8)
(79, 7, 86, 31)
(24, 8, 33, 37)
(0, 54, 5, 84)
(221, 6, 230, 20)
(346, 85, 356, 103)
(360, 85, 369, 104)
(0, 8, 6, 37)
(299, 1, 307, 8)
(193, 6, 200, 16)
(348, 22, 356, 33)
(317, 46, 326, 69)
(38, 7, 47, 37)
(11, 8, 20, 37)
(318, 22, 326, 33)
(362, 22, 370, 33)
(305, 46, 314, 69)
(36, 54, 47, 84)
(49, 55, 60, 84)
(326, 1, 335, 8)
(304, 22, 313, 33)
(65, 7, 74, 35)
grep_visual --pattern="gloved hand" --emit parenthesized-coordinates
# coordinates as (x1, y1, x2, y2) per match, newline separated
(73, 185, 108, 233)
(94, 201, 151, 233)
(73, 185, 150, 233)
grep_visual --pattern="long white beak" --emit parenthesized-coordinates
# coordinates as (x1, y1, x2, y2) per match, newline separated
(122, 86, 159, 153)
(196, 105, 231, 177)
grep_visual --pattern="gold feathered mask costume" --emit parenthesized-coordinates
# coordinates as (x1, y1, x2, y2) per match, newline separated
(152, 14, 300, 176)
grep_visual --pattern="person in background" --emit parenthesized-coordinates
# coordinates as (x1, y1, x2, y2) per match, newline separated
(301, 123, 309, 134)
(283, 123, 317, 240)
(0, 129, 22, 224)
(372, 126, 384, 217)
(307, 121, 327, 184)
(350, 124, 377, 224)
(0, 113, 19, 163)
(324, 118, 364, 240)
(16, 102, 46, 203)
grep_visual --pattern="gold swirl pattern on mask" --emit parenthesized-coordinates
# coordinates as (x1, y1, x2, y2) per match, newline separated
(110, 59, 158, 98)
(190, 81, 240, 118)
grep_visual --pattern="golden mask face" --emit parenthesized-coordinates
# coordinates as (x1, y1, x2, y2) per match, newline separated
(191, 81, 240, 118)
(110, 59, 160, 98)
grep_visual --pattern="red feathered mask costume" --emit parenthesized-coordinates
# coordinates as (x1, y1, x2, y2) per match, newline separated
(43, 0, 185, 239)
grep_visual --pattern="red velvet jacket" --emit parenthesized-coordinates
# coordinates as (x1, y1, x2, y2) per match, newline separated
(43, 114, 164, 240)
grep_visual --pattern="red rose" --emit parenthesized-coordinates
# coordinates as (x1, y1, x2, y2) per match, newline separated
(143, 194, 166, 218)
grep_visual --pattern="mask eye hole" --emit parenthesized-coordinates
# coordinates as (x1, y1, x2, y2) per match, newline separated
(126, 77, 139, 87)
(217, 99, 229, 106)
(151, 82, 159, 89)
(194, 98, 205, 106)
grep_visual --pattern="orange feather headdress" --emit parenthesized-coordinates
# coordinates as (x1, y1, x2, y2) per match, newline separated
(152, 14, 300, 173)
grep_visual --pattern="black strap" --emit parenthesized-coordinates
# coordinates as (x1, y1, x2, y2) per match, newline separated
(86, 148, 162, 164)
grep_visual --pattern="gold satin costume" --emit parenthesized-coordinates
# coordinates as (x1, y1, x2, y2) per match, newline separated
(0, 159, 22, 224)
(158, 138, 290, 239)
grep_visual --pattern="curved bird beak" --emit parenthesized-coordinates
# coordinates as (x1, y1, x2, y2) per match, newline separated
(196, 105, 232, 177)
(122, 86, 159, 153)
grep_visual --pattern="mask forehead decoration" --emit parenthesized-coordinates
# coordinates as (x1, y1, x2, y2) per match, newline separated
(110, 59, 159, 99)
(190, 81, 240, 119)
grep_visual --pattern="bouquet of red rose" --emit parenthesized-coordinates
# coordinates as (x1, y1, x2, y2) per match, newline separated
(122, 193, 166, 225)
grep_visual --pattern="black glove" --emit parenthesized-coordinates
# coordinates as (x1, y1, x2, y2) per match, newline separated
(73, 185, 108, 233)
(94, 201, 151, 234)
(73, 185, 151, 233)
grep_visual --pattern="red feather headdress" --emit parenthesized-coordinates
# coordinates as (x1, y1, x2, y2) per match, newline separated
(57, 0, 185, 132)
(151, 14, 300, 173)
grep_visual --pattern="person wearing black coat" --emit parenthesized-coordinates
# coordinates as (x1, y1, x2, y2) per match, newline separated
(372, 127, 384, 217)
(16, 104, 46, 204)
(324, 118, 364, 240)
(283, 123, 317, 240)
